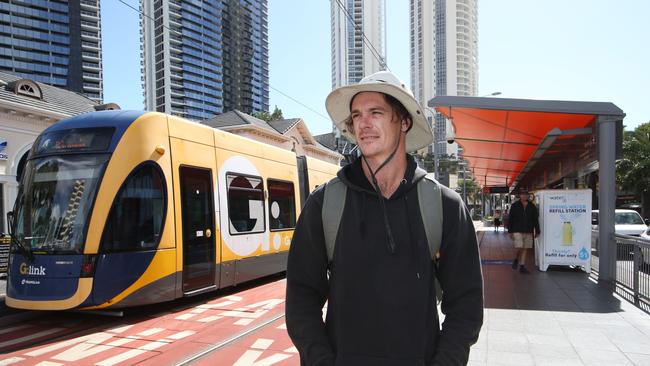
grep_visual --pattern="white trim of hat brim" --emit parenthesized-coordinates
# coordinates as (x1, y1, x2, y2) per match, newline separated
(326, 84, 434, 152)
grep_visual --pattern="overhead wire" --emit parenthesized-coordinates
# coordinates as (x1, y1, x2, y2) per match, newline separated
(333, 0, 389, 71)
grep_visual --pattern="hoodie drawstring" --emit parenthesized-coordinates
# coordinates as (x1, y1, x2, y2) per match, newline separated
(361, 134, 402, 254)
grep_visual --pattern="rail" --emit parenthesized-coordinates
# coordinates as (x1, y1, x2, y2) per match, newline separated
(591, 229, 650, 310)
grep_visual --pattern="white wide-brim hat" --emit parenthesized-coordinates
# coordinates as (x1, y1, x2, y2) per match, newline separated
(325, 71, 434, 152)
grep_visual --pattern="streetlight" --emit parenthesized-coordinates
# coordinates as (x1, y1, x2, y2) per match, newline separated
(480, 91, 502, 97)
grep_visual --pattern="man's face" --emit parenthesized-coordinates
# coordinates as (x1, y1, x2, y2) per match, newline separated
(520, 193, 529, 202)
(349, 92, 406, 159)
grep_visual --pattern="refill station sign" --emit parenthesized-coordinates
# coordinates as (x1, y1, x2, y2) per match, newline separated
(536, 190, 592, 272)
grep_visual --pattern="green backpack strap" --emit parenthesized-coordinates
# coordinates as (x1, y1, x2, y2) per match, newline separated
(322, 177, 347, 264)
(416, 169, 444, 302)
(417, 173, 443, 261)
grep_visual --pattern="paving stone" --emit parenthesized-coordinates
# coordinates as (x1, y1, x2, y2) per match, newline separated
(626, 353, 650, 366)
(575, 347, 633, 365)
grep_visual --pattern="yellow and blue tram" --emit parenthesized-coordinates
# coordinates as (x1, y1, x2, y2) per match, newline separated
(6, 110, 339, 310)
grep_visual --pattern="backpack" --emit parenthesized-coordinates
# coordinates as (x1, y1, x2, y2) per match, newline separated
(321, 168, 444, 302)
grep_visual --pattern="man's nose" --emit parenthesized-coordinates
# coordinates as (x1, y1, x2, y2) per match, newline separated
(357, 113, 372, 129)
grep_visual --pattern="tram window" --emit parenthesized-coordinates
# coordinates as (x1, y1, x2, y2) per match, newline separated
(227, 173, 265, 234)
(101, 163, 166, 252)
(268, 180, 296, 231)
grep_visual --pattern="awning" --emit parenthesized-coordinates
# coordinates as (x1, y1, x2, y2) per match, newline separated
(428, 96, 624, 191)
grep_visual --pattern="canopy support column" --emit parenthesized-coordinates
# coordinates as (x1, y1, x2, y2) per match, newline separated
(597, 115, 619, 283)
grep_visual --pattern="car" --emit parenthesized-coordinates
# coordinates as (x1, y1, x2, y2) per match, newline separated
(591, 209, 648, 236)
(591, 209, 649, 261)
(638, 226, 650, 271)
(642, 226, 650, 241)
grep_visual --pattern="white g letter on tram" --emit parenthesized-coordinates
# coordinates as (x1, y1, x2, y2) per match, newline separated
(218, 156, 268, 256)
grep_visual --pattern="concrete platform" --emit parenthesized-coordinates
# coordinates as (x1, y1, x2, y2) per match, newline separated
(472, 226, 650, 366)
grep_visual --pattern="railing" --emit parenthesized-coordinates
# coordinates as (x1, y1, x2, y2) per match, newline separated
(591, 230, 650, 311)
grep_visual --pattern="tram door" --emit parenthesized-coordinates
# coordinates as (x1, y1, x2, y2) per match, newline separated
(180, 167, 216, 292)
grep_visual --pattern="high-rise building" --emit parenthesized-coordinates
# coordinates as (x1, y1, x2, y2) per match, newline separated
(0, 0, 104, 101)
(330, 0, 386, 156)
(410, 0, 478, 184)
(142, 0, 269, 120)
(330, 0, 386, 90)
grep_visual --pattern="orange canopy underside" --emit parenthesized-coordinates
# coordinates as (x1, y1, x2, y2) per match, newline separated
(434, 106, 596, 188)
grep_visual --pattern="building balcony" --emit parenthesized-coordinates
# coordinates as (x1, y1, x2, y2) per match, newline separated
(81, 11, 99, 21)
(82, 72, 101, 81)
(81, 21, 100, 32)
(82, 53, 101, 62)
(83, 84, 102, 92)
(80, 0, 98, 9)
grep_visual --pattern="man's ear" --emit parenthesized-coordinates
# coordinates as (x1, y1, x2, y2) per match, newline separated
(401, 118, 411, 132)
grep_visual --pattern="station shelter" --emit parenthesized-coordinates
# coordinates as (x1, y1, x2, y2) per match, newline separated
(428, 96, 625, 282)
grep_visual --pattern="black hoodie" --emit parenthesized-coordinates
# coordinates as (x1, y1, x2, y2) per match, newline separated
(286, 155, 483, 366)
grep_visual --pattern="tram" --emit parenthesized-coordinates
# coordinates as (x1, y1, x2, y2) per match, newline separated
(5, 110, 339, 310)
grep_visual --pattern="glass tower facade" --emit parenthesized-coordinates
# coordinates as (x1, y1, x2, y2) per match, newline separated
(142, 0, 269, 120)
(0, 0, 103, 101)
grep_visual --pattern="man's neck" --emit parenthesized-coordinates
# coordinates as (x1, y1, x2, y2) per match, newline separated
(362, 153, 408, 198)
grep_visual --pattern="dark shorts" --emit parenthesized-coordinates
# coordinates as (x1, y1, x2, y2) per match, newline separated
(494, 218, 501, 226)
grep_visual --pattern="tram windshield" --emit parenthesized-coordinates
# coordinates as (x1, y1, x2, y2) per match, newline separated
(13, 154, 109, 254)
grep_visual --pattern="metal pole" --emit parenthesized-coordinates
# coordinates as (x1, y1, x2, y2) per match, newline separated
(597, 115, 619, 283)
(434, 149, 439, 180)
(462, 170, 467, 205)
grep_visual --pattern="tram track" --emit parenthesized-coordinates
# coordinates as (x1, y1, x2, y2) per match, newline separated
(0, 274, 288, 358)
(175, 311, 286, 365)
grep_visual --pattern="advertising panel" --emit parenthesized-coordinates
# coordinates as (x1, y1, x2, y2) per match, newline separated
(536, 190, 592, 272)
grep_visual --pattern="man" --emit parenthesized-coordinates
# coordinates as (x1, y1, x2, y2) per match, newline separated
(285, 71, 483, 366)
(507, 188, 540, 273)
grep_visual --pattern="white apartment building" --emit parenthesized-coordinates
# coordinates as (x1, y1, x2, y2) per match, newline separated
(410, 0, 478, 184)
(330, 0, 386, 89)
(330, 0, 386, 150)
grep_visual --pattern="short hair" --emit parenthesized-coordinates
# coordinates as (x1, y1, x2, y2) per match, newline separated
(344, 93, 413, 135)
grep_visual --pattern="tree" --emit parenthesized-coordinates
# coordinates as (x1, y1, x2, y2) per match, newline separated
(252, 111, 272, 122)
(252, 105, 284, 122)
(456, 176, 480, 209)
(270, 105, 284, 121)
(417, 152, 460, 175)
(616, 122, 650, 217)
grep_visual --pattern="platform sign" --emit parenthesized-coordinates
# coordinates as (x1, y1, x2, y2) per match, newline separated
(536, 190, 592, 272)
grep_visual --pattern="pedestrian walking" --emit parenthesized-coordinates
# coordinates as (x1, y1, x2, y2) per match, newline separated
(507, 188, 540, 273)
(285, 71, 484, 365)
(493, 209, 502, 232)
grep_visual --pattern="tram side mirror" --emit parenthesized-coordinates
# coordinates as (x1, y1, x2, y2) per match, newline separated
(6, 211, 13, 235)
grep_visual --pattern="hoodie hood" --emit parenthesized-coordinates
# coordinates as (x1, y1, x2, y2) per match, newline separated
(336, 154, 427, 199)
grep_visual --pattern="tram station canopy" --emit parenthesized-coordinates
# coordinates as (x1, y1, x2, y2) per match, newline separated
(428, 96, 625, 192)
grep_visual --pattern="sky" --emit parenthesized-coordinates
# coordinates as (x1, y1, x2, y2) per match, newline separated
(102, 0, 650, 137)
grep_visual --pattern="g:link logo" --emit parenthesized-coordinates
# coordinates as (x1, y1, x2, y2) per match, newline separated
(19, 262, 47, 276)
